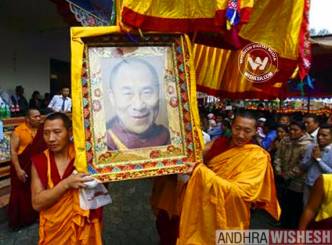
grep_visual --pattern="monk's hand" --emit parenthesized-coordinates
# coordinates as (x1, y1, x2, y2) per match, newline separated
(63, 173, 93, 189)
(16, 168, 28, 183)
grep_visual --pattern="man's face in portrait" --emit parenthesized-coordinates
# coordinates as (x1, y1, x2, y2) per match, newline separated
(109, 60, 160, 134)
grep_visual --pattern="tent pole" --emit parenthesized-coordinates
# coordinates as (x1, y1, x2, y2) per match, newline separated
(307, 93, 310, 113)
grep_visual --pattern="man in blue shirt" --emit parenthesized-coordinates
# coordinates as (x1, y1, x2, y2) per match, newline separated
(300, 124, 332, 206)
(260, 120, 277, 150)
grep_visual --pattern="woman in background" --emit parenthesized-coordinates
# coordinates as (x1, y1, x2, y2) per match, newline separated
(269, 124, 289, 158)
(29, 91, 42, 110)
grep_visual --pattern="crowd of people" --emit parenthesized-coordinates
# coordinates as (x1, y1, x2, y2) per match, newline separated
(0, 85, 72, 117)
(5, 97, 332, 244)
(200, 105, 332, 230)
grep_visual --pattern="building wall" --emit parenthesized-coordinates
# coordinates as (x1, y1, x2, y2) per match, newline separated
(0, 24, 70, 100)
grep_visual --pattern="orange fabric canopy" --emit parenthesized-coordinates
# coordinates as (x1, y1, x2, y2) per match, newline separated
(121, 0, 253, 33)
(120, 0, 310, 99)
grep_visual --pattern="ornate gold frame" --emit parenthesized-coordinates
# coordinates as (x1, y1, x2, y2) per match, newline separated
(71, 27, 202, 182)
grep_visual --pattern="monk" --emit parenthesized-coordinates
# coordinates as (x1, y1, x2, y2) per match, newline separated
(151, 174, 180, 245)
(31, 112, 102, 245)
(8, 108, 46, 229)
(177, 111, 281, 245)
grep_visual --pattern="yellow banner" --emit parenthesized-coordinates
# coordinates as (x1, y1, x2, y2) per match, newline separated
(71, 26, 121, 172)
(239, 0, 304, 60)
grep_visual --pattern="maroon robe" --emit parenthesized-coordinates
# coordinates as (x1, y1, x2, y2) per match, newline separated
(204, 136, 232, 163)
(31, 149, 102, 221)
(32, 150, 75, 189)
(308, 217, 332, 229)
(106, 117, 170, 150)
(8, 125, 47, 229)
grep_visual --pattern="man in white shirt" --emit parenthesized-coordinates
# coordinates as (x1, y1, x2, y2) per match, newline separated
(304, 114, 320, 141)
(48, 87, 72, 112)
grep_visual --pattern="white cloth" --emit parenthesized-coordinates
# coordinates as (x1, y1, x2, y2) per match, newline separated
(79, 183, 112, 210)
(202, 131, 211, 144)
(310, 127, 319, 141)
(258, 117, 267, 123)
(48, 95, 72, 112)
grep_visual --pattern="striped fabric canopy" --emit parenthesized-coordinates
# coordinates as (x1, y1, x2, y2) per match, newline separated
(120, 0, 310, 99)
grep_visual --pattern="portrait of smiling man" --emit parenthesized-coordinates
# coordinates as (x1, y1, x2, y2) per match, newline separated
(106, 57, 170, 150)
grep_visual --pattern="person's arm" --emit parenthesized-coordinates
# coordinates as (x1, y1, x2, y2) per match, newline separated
(31, 164, 92, 211)
(289, 146, 309, 177)
(261, 131, 277, 150)
(316, 158, 332, 173)
(310, 145, 332, 173)
(273, 144, 283, 175)
(298, 176, 324, 229)
(47, 96, 56, 111)
(299, 145, 314, 170)
(67, 98, 72, 112)
(182, 138, 215, 179)
(261, 136, 270, 149)
(10, 131, 27, 182)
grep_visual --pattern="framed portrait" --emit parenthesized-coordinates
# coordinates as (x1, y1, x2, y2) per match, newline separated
(71, 27, 202, 182)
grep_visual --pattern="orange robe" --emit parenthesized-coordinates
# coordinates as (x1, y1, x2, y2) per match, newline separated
(177, 144, 281, 245)
(33, 149, 102, 245)
(15, 122, 35, 154)
(151, 175, 179, 217)
(150, 175, 181, 245)
(8, 123, 46, 229)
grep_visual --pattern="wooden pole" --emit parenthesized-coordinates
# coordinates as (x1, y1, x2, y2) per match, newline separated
(307, 91, 310, 113)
